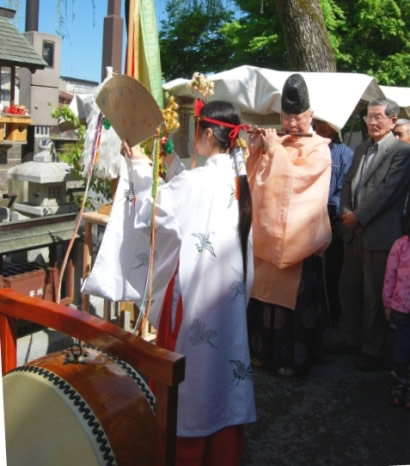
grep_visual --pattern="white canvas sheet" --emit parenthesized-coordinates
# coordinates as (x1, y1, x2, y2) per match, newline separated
(380, 85, 410, 117)
(163, 65, 388, 132)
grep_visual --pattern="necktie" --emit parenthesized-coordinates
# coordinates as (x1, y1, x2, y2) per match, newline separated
(363, 143, 378, 174)
(353, 143, 378, 208)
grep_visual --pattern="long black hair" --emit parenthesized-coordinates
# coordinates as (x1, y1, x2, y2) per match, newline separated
(199, 101, 253, 281)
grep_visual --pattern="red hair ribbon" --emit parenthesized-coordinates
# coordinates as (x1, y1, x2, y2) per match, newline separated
(194, 98, 250, 147)
(194, 98, 204, 118)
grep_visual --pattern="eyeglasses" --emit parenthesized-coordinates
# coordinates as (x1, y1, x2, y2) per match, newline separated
(281, 112, 312, 124)
(363, 115, 391, 124)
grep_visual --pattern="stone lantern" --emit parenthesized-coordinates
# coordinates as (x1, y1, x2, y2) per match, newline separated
(7, 138, 74, 218)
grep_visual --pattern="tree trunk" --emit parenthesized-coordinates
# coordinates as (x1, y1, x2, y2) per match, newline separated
(273, 0, 336, 72)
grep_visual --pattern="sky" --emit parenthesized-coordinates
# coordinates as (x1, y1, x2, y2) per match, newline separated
(2, 0, 167, 83)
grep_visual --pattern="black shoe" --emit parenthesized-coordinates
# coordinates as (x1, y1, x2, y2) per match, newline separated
(355, 352, 383, 372)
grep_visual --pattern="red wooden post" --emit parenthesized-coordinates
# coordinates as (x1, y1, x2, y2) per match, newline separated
(0, 313, 17, 374)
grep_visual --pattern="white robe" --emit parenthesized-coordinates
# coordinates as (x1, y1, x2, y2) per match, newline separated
(83, 152, 256, 437)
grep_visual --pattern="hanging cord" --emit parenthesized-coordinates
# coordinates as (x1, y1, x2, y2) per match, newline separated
(191, 117, 200, 169)
(56, 112, 104, 304)
(132, 132, 161, 334)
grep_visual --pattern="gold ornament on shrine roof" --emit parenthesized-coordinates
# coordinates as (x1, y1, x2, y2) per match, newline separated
(186, 72, 215, 101)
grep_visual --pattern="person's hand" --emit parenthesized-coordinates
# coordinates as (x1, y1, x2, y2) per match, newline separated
(120, 139, 132, 158)
(121, 140, 151, 163)
(262, 128, 290, 151)
(248, 127, 290, 158)
(248, 127, 264, 158)
(384, 307, 392, 322)
(163, 151, 176, 167)
(342, 211, 359, 232)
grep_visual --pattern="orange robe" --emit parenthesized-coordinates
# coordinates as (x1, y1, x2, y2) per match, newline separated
(247, 133, 332, 309)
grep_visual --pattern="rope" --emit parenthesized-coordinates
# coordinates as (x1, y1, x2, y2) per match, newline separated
(133, 133, 161, 334)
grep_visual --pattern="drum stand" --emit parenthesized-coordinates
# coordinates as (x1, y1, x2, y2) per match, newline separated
(0, 288, 185, 466)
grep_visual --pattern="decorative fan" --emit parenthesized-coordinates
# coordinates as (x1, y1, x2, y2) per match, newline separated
(96, 74, 164, 147)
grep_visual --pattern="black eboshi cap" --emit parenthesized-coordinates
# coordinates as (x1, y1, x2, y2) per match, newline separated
(281, 73, 310, 114)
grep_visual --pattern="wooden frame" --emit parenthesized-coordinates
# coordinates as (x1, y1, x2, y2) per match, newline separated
(0, 214, 80, 307)
(0, 288, 185, 466)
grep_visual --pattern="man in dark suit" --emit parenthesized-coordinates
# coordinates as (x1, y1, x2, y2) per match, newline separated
(339, 98, 410, 371)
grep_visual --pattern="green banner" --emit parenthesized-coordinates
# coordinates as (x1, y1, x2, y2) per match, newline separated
(139, 0, 164, 109)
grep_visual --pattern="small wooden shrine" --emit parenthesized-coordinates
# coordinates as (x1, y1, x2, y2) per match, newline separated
(0, 8, 46, 144)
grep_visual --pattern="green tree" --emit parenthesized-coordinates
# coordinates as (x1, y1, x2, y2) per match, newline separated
(160, 0, 409, 86)
(51, 105, 111, 209)
(321, 0, 410, 85)
(160, 0, 288, 80)
(221, 0, 286, 70)
(159, 0, 235, 80)
(273, 0, 336, 71)
(160, 0, 336, 78)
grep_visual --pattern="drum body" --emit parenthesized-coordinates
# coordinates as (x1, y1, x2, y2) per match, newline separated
(3, 347, 156, 466)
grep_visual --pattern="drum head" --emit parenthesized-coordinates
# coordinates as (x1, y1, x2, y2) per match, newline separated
(4, 348, 156, 466)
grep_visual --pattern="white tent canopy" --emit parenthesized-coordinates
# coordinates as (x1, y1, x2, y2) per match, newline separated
(380, 85, 410, 118)
(63, 66, 409, 177)
(163, 65, 391, 132)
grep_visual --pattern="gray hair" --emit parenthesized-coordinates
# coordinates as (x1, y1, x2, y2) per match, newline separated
(368, 98, 400, 117)
(394, 118, 410, 134)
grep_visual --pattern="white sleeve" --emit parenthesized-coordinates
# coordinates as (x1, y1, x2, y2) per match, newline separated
(82, 157, 181, 327)
(165, 153, 186, 182)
